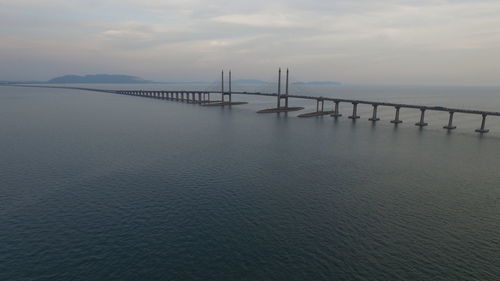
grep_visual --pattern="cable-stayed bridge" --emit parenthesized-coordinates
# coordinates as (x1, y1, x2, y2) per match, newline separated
(6, 69, 500, 134)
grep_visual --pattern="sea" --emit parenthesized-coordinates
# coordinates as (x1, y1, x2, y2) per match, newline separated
(1, 83, 499, 280)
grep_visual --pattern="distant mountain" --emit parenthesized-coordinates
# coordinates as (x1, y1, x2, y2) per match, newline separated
(48, 74, 151, 84)
(232, 79, 270, 84)
(293, 81, 342, 86)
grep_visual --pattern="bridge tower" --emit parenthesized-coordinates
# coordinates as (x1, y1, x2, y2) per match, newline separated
(276, 68, 291, 108)
(221, 70, 232, 103)
(276, 68, 282, 108)
(257, 67, 304, 113)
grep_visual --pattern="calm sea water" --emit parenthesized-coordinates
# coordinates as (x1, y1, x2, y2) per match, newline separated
(1, 84, 499, 280)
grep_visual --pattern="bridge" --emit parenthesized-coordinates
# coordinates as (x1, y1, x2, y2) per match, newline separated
(7, 69, 500, 134)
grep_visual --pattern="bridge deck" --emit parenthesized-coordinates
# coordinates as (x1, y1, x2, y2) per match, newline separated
(5, 84, 500, 117)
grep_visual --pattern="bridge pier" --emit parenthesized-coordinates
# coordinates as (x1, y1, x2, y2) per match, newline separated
(316, 99, 325, 112)
(390, 107, 403, 124)
(415, 108, 428, 127)
(331, 101, 342, 118)
(443, 112, 457, 130)
(348, 102, 360, 119)
(369, 104, 380, 121)
(475, 114, 489, 133)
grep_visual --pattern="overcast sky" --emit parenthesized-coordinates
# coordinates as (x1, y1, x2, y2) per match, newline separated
(1, 0, 500, 85)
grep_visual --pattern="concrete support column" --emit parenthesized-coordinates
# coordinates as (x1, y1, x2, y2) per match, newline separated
(443, 112, 457, 130)
(475, 114, 489, 133)
(332, 101, 342, 117)
(369, 105, 380, 121)
(391, 107, 403, 124)
(198, 93, 202, 103)
(348, 103, 360, 119)
(316, 100, 320, 112)
(321, 100, 324, 112)
(415, 108, 428, 127)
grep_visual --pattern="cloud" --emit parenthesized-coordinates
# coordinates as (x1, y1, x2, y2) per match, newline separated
(1, 0, 500, 85)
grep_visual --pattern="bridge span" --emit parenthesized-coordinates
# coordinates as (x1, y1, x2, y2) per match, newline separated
(5, 70, 500, 134)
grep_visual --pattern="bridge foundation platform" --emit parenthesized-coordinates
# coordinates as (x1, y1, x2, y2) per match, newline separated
(202, 101, 248, 107)
(257, 107, 304, 113)
(298, 111, 335, 118)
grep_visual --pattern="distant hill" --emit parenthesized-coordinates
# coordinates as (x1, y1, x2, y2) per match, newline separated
(48, 74, 151, 84)
(232, 79, 270, 84)
(293, 81, 342, 86)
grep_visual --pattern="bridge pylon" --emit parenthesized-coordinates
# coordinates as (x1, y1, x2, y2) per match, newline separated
(202, 69, 247, 107)
(257, 68, 304, 113)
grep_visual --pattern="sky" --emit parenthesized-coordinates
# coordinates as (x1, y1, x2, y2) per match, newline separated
(1, 0, 500, 85)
